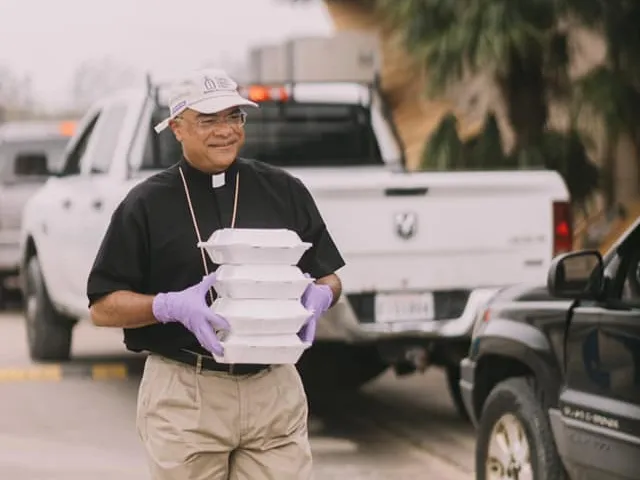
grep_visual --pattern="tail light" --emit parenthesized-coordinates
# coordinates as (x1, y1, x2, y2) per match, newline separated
(553, 201, 573, 256)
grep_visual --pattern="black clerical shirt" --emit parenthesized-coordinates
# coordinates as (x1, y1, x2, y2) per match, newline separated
(86, 157, 345, 354)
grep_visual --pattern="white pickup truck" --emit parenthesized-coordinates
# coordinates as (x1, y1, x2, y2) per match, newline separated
(18, 78, 571, 409)
(0, 120, 73, 305)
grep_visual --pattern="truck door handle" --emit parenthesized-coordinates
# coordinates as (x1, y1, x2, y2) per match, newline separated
(91, 199, 103, 211)
(384, 187, 428, 196)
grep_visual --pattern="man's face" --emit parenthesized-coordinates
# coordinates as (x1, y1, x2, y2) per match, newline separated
(169, 106, 246, 173)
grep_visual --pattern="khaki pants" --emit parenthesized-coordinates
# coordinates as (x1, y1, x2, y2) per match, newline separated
(136, 354, 313, 480)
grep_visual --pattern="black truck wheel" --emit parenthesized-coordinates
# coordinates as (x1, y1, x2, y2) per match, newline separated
(476, 377, 566, 480)
(24, 256, 76, 361)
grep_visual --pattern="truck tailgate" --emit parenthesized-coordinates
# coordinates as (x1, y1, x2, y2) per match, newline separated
(293, 168, 568, 294)
(0, 182, 43, 230)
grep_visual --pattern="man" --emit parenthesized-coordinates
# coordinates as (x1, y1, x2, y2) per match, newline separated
(86, 68, 345, 480)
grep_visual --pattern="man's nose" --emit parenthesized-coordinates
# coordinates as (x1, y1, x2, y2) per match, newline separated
(212, 123, 234, 137)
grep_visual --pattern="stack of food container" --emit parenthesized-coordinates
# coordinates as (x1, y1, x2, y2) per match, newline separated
(197, 228, 314, 364)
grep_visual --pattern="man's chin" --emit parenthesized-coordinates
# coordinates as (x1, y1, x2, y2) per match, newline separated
(207, 148, 238, 168)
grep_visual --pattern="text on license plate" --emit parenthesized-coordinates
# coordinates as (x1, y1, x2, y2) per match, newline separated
(374, 292, 435, 323)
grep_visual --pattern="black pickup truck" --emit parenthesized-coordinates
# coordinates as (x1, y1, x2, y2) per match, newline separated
(460, 218, 640, 480)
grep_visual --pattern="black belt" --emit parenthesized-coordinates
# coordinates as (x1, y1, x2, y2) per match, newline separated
(158, 349, 271, 376)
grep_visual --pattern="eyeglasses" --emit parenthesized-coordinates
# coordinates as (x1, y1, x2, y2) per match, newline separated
(177, 110, 247, 131)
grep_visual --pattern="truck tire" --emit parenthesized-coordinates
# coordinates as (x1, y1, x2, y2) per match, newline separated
(24, 256, 75, 362)
(445, 363, 470, 421)
(476, 377, 566, 480)
(297, 343, 388, 395)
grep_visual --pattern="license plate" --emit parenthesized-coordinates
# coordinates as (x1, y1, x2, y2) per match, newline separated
(374, 292, 435, 323)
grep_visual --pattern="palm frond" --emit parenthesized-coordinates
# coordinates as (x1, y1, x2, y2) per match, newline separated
(421, 28, 470, 94)
(471, 0, 553, 72)
(602, 3, 640, 81)
(540, 129, 600, 208)
(557, 0, 603, 27)
(573, 66, 640, 135)
(421, 113, 464, 170)
(376, 0, 465, 94)
(466, 112, 508, 169)
(544, 31, 571, 98)
(509, 145, 546, 169)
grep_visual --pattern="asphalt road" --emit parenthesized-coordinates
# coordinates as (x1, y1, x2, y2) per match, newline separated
(0, 311, 475, 479)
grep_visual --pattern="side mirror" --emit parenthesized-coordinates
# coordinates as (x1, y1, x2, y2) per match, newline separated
(547, 250, 604, 300)
(14, 152, 50, 177)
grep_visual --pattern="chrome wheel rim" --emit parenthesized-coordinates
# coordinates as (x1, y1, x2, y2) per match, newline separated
(486, 413, 533, 480)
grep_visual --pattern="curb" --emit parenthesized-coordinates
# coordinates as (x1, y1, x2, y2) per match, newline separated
(0, 358, 145, 383)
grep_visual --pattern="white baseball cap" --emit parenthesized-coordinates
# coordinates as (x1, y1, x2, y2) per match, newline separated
(154, 68, 258, 133)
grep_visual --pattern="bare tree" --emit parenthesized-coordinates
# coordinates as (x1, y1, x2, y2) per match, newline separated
(0, 66, 35, 121)
(71, 56, 141, 110)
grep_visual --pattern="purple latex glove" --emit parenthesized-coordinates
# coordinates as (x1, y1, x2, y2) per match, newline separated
(152, 272, 230, 356)
(298, 274, 333, 344)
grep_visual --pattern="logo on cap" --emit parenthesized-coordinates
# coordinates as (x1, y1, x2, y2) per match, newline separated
(203, 76, 218, 92)
(203, 75, 235, 94)
(171, 100, 187, 116)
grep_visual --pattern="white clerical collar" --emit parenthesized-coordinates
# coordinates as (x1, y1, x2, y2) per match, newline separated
(211, 172, 226, 188)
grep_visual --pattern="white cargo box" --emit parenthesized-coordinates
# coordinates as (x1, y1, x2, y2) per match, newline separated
(214, 264, 312, 299)
(248, 32, 381, 84)
(211, 298, 311, 335)
(213, 334, 310, 365)
(248, 44, 288, 85)
(198, 228, 311, 265)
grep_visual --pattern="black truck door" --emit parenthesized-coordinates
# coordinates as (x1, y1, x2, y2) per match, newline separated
(556, 231, 640, 480)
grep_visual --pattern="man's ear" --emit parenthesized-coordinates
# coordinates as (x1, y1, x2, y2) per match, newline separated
(169, 119, 183, 142)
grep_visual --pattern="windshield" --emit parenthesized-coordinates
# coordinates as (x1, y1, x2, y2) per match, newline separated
(140, 102, 383, 170)
(0, 137, 69, 182)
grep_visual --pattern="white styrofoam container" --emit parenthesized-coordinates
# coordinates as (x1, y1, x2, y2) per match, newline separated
(208, 228, 303, 247)
(202, 243, 311, 266)
(214, 264, 313, 299)
(198, 228, 311, 266)
(211, 298, 311, 335)
(213, 334, 311, 365)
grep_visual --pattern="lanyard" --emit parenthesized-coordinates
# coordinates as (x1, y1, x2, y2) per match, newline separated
(178, 166, 240, 304)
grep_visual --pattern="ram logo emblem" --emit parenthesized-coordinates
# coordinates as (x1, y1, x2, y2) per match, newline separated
(395, 212, 417, 239)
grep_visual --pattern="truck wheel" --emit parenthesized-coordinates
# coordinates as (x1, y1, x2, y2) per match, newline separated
(476, 377, 565, 480)
(297, 343, 388, 394)
(24, 256, 75, 362)
(445, 364, 470, 421)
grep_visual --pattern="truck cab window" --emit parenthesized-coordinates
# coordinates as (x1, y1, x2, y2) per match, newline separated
(139, 102, 383, 171)
(61, 115, 100, 176)
(620, 250, 640, 306)
(240, 102, 383, 167)
(14, 152, 49, 176)
(140, 118, 182, 170)
(89, 104, 129, 174)
(609, 228, 640, 307)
